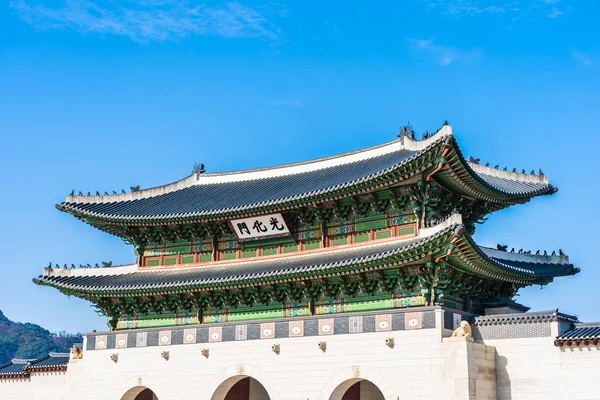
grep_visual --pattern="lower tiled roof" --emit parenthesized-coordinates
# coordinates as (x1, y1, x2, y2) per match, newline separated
(34, 231, 435, 294)
(0, 353, 70, 378)
(479, 248, 577, 278)
(474, 309, 578, 326)
(25, 353, 70, 372)
(34, 221, 579, 296)
(555, 323, 600, 346)
(0, 359, 33, 377)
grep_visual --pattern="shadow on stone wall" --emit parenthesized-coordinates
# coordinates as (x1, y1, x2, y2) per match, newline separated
(496, 352, 512, 400)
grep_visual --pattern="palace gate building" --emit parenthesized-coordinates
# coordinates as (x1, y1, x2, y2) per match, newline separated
(1, 123, 599, 399)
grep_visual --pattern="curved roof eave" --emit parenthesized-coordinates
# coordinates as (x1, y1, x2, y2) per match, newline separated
(434, 135, 556, 201)
(55, 124, 556, 225)
(33, 215, 578, 296)
(451, 233, 579, 283)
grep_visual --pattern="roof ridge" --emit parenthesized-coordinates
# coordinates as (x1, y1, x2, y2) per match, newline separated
(573, 322, 600, 327)
(468, 162, 549, 185)
(61, 125, 453, 206)
(11, 358, 33, 364)
(47, 352, 70, 358)
(475, 309, 579, 325)
(480, 246, 572, 265)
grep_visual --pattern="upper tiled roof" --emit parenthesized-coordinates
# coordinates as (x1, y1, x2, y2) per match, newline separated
(56, 125, 556, 223)
(61, 147, 419, 220)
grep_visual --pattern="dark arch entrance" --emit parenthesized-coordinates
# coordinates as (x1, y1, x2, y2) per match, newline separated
(120, 386, 159, 400)
(134, 388, 158, 400)
(330, 379, 385, 400)
(212, 376, 270, 400)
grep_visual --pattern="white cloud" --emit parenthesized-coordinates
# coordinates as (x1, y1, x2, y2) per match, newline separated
(546, 6, 565, 18)
(406, 38, 482, 66)
(10, 0, 284, 42)
(421, 0, 568, 20)
(570, 48, 594, 66)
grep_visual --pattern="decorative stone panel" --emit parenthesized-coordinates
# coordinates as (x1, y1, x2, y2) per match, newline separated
(115, 334, 128, 349)
(84, 307, 440, 351)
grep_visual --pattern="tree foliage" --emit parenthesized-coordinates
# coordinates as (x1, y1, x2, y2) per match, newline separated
(0, 310, 82, 364)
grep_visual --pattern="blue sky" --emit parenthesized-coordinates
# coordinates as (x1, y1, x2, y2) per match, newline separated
(0, 0, 598, 333)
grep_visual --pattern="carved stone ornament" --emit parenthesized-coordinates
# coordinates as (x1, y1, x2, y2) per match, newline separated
(451, 320, 472, 338)
(70, 346, 83, 360)
(236, 364, 245, 375)
(352, 366, 360, 378)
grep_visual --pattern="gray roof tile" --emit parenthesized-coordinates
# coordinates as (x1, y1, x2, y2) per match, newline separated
(25, 353, 70, 371)
(0, 353, 70, 378)
(479, 247, 576, 278)
(0, 359, 32, 376)
(474, 309, 578, 326)
(476, 173, 551, 196)
(557, 323, 600, 340)
(63, 147, 419, 219)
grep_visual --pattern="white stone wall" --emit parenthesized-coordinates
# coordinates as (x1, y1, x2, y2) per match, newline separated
(0, 372, 66, 400)
(51, 327, 493, 400)
(4, 319, 598, 400)
(483, 336, 600, 400)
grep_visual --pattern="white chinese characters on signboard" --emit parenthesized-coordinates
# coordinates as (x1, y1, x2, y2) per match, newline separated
(230, 213, 290, 240)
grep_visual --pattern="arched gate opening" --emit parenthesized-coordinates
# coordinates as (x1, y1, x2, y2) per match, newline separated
(330, 379, 385, 400)
(120, 386, 159, 400)
(212, 376, 270, 400)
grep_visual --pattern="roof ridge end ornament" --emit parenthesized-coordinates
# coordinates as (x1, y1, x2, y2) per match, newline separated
(453, 224, 466, 237)
(468, 161, 550, 185)
(397, 124, 414, 139)
(398, 122, 453, 151)
(398, 120, 451, 141)
(193, 163, 206, 180)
